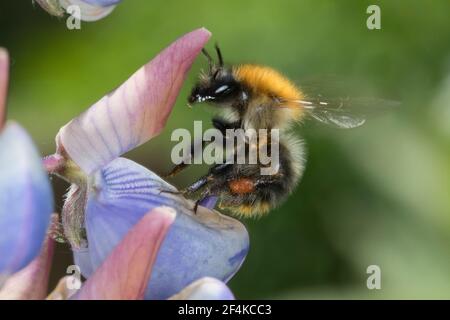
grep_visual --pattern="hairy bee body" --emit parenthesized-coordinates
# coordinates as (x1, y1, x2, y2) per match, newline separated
(214, 64, 305, 131)
(190, 135, 305, 217)
(167, 45, 382, 216)
(233, 64, 304, 124)
(170, 46, 308, 217)
(203, 133, 304, 217)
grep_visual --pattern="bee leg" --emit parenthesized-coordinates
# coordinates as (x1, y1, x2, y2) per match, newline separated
(164, 139, 207, 178)
(158, 188, 185, 196)
(165, 118, 238, 179)
(185, 175, 211, 194)
(158, 173, 214, 196)
(193, 189, 218, 214)
(158, 181, 214, 215)
(253, 173, 284, 188)
(165, 163, 190, 178)
(193, 200, 200, 214)
(164, 165, 225, 198)
(186, 171, 224, 214)
(209, 162, 233, 174)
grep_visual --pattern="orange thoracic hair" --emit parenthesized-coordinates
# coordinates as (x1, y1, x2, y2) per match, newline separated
(232, 64, 304, 112)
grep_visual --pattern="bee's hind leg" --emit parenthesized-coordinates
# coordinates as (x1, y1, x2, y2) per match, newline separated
(253, 173, 284, 188)
(164, 163, 190, 179)
(165, 118, 238, 179)
(161, 173, 209, 195)
(158, 188, 185, 196)
(164, 139, 207, 178)
(158, 174, 209, 197)
(185, 172, 225, 213)
(193, 188, 219, 214)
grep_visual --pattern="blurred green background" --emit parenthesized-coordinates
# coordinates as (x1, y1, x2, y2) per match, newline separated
(1, 0, 450, 299)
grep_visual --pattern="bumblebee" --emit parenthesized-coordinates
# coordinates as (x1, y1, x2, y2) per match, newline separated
(167, 45, 388, 217)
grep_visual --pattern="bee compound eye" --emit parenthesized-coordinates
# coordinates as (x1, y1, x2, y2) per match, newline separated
(214, 85, 229, 95)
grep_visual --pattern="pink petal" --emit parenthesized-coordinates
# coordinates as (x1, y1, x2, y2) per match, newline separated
(57, 28, 211, 175)
(75, 207, 175, 300)
(0, 236, 55, 300)
(46, 276, 79, 300)
(0, 48, 9, 130)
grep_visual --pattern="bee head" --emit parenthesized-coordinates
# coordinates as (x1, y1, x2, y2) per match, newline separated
(188, 45, 246, 107)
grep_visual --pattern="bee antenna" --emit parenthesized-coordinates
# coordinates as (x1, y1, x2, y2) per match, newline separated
(201, 48, 214, 73)
(215, 43, 224, 67)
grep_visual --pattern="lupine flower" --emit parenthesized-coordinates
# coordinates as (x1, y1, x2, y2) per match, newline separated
(73, 207, 176, 299)
(0, 49, 54, 283)
(43, 28, 249, 299)
(72, 208, 235, 300)
(2, 208, 173, 299)
(0, 30, 248, 299)
(0, 29, 246, 299)
(0, 228, 55, 299)
(35, 0, 121, 21)
(1, 206, 234, 300)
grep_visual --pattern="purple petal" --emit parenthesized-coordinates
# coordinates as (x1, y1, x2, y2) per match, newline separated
(0, 237, 54, 299)
(74, 207, 175, 300)
(80, 0, 121, 6)
(73, 247, 94, 278)
(0, 48, 8, 130)
(57, 28, 211, 174)
(59, 0, 118, 22)
(0, 123, 53, 275)
(34, 0, 65, 18)
(169, 277, 235, 300)
(78, 157, 249, 300)
(199, 196, 219, 210)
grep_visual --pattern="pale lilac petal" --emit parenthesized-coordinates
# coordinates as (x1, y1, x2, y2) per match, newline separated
(169, 277, 235, 300)
(81, 0, 121, 6)
(59, 0, 117, 21)
(35, 0, 119, 21)
(46, 276, 79, 300)
(0, 123, 53, 275)
(0, 237, 54, 300)
(75, 207, 175, 300)
(57, 28, 211, 174)
(79, 158, 249, 300)
(34, 0, 65, 17)
(73, 248, 94, 278)
(0, 48, 8, 130)
(199, 196, 219, 210)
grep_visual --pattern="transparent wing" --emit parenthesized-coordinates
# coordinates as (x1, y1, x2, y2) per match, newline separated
(285, 96, 400, 129)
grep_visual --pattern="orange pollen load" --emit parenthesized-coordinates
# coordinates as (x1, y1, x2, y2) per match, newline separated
(228, 178, 255, 194)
